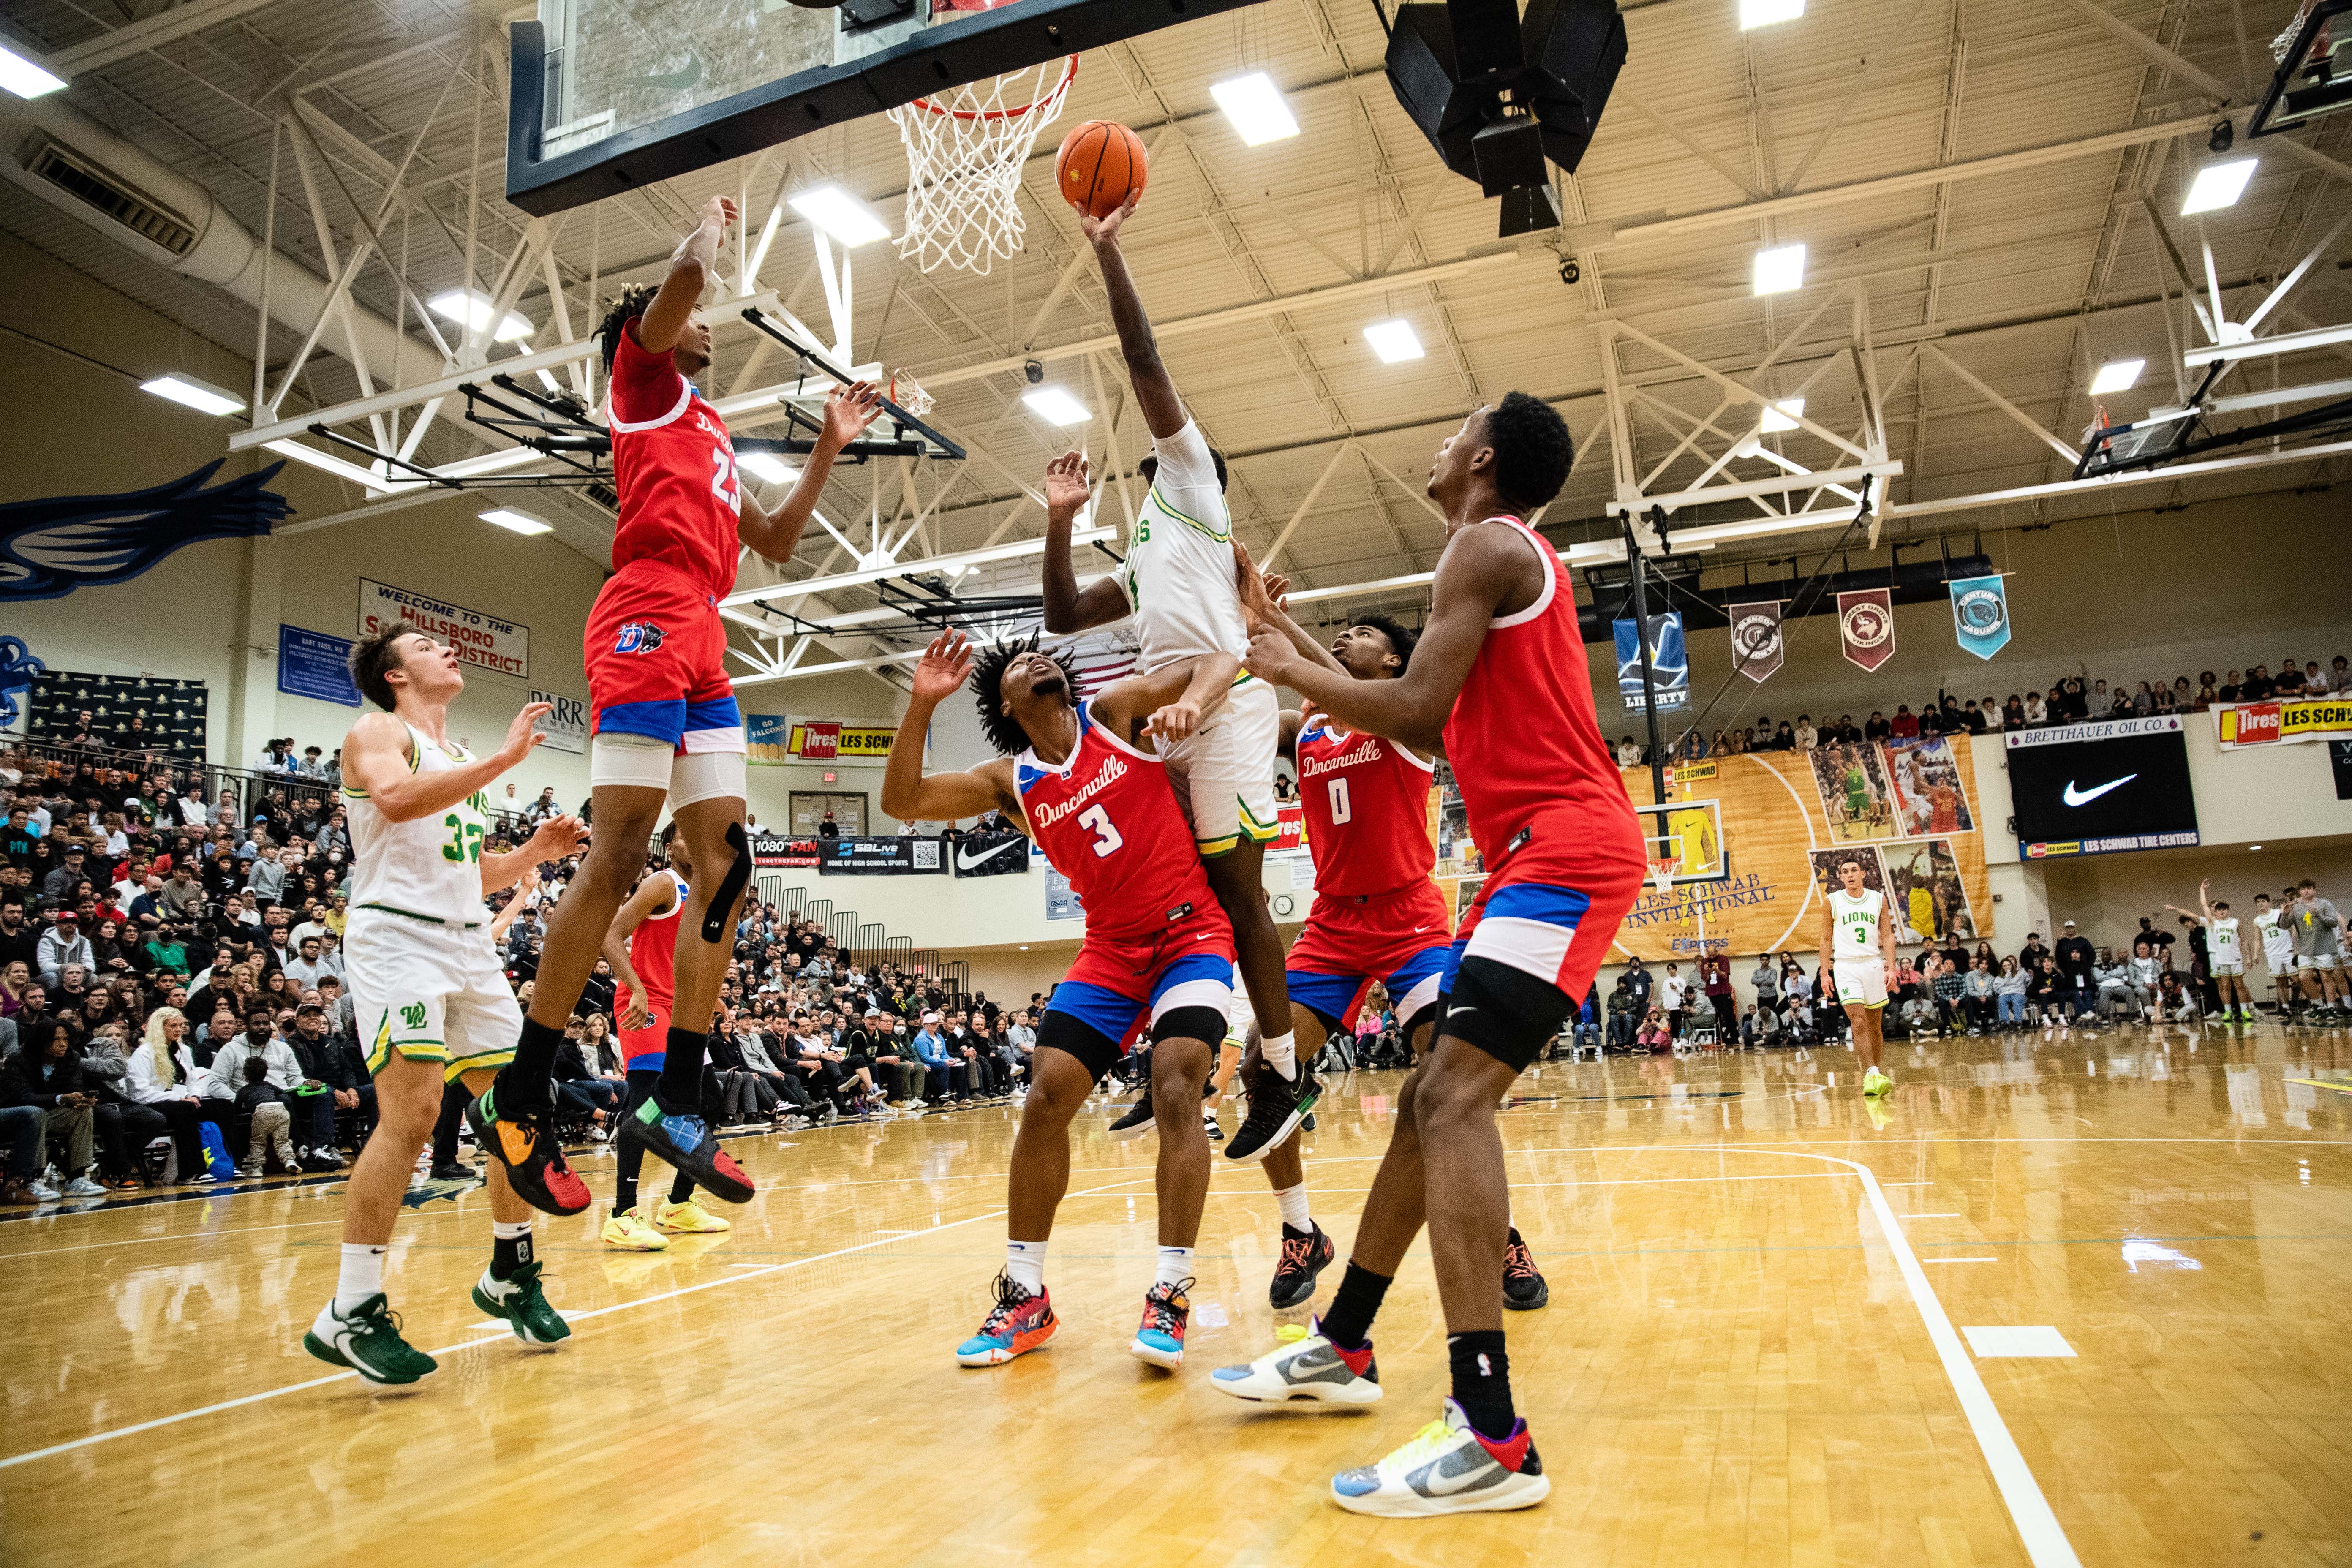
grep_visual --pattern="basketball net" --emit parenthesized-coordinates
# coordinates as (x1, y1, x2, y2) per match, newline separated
(887, 56, 1077, 274)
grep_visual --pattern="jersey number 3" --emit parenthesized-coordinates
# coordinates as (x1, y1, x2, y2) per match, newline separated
(1076, 803, 1122, 858)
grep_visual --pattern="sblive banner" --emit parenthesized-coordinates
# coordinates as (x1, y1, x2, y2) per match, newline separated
(1727, 601, 1783, 683)
(750, 833, 821, 869)
(2213, 697, 2352, 749)
(358, 578, 529, 679)
(817, 836, 945, 875)
(950, 830, 1031, 877)
(1948, 574, 2011, 660)
(1837, 588, 1895, 672)
(1613, 612, 1689, 712)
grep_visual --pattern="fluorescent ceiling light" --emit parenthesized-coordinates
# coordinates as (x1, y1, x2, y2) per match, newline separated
(2181, 158, 2257, 215)
(738, 451, 800, 485)
(1022, 387, 1091, 425)
(1740, 0, 1805, 27)
(1364, 319, 1425, 363)
(788, 185, 890, 248)
(2087, 358, 2145, 396)
(1210, 72, 1300, 145)
(0, 42, 67, 98)
(536, 368, 563, 392)
(140, 373, 245, 417)
(479, 507, 553, 536)
(263, 439, 395, 496)
(1752, 243, 1807, 295)
(1759, 397, 1805, 433)
(427, 289, 534, 343)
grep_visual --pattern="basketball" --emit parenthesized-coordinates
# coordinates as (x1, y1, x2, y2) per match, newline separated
(1055, 120, 1147, 219)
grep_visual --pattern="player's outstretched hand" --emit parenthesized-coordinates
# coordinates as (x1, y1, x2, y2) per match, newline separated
(530, 812, 588, 863)
(702, 194, 740, 235)
(1242, 627, 1300, 686)
(1145, 697, 1203, 744)
(501, 702, 554, 765)
(1230, 539, 1288, 633)
(912, 630, 975, 705)
(1078, 189, 1140, 246)
(1044, 450, 1091, 517)
(822, 381, 885, 450)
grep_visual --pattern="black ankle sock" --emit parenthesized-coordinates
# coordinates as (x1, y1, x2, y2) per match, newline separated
(1319, 1261, 1392, 1350)
(657, 1028, 708, 1109)
(500, 1018, 565, 1113)
(492, 1228, 533, 1281)
(669, 1173, 696, 1206)
(615, 1174, 639, 1212)
(1448, 1329, 1516, 1440)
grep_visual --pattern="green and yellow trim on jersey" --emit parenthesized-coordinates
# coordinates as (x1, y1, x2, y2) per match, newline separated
(365, 1010, 444, 1075)
(1198, 795, 1283, 858)
(1144, 485, 1231, 545)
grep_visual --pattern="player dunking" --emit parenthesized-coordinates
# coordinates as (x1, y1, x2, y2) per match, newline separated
(305, 629, 588, 1384)
(471, 195, 881, 1213)
(1220, 393, 1646, 1517)
(880, 621, 1235, 1372)
(1824, 857, 1895, 1097)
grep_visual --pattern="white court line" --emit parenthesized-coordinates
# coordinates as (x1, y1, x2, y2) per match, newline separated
(0, 1172, 1155, 1472)
(1071, 1172, 1850, 1196)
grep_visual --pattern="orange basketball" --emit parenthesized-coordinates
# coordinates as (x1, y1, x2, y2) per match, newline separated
(1055, 120, 1148, 220)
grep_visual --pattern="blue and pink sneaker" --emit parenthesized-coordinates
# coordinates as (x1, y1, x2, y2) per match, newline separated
(1129, 1277, 1193, 1370)
(956, 1271, 1059, 1367)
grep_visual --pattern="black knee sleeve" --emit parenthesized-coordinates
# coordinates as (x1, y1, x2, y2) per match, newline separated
(702, 822, 752, 944)
(1151, 1006, 1227, 1048)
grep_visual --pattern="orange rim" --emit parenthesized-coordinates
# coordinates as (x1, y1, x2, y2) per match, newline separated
(906, 54, 1078, 121)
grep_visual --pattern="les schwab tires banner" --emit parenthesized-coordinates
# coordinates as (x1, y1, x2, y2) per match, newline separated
(2212, 697, 2352, 749)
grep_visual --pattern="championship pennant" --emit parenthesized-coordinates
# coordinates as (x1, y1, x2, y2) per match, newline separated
(1948, 574, 2011, 660)
(1728, 601, 1784, 683)
(1837, 588, 1896, 672)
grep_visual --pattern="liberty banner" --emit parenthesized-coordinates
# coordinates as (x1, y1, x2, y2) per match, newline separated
(1837, 588, 1896, 673)
(1614, 612, 1690, 712)
(1949, 574, 2012, 660)
(1727, 601, 1784, 683)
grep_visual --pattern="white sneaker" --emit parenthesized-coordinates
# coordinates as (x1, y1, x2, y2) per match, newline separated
(1211, 1329, 1383, 1405)
(63, 1176, 109, 1197)
(1330, 1399, 1550, 1518)
(28, 1179, 60, 1201)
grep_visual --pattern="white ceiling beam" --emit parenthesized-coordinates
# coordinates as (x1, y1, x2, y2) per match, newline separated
(46, 0, 290, 74)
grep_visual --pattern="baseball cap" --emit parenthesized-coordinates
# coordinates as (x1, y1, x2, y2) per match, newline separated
(864, 1007, 882, 1018)
(297, 1002, 324, 1016)
(2062, 919, 2077, 928)
(923, 1010, 941, 1024)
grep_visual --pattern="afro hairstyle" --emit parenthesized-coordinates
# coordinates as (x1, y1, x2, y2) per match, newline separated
(1483, 390, 1573, 513)
(972, 635, 1086, 757)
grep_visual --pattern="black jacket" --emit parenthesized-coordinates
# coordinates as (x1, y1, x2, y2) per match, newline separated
(0, 1047, 86, 1109)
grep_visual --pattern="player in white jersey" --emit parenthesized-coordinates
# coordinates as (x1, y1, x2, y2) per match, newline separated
(2164, 879, 2251, 1022)
(2254, 891, 2296, 1014)
(304, 628, 587, 1386)
(1820, 856, 1896, 1097)
(1040, 191, 1312, 1147)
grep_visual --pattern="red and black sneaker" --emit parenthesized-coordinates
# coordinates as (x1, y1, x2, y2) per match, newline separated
(1502, 1226, 1549, 1311)
(620, 1092, 755, 1204)
(1269, 1220, 1336, 1310)
(466, 1086, 591, 1216)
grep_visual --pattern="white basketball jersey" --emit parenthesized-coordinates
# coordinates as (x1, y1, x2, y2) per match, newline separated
(2210, 916, 2240, 962)
(346, 724, 490, 927)
(1114, 419, 1247, 673)
(1829, 887, 1885, 960)
(2258, 909, 2291, 958)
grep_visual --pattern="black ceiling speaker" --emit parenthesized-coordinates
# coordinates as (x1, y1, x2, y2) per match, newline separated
(1386, 0, 1627, 235)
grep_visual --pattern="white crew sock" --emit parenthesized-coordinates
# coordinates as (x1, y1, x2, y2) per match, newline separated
(493, 1219, 533, 1240)
(1272, 1181, 1312, 1232)
(1155, 1246, 1194, 1290)
(1259, 1030, 1298, 1080)
(336, 1243, 386, 1313)
(1006, 1238, 1047, 1294)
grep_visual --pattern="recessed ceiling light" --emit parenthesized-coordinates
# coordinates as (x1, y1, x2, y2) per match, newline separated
(1210, 72, 1300, 146)
(1759, 397, 1805, 432)
(788, 185, 891, 247)
(1022, 387, 1091, 425)
(1753, 244, 1807, 295)
(2087, 358, 2146, 396)
(427, 290, 534, 343)
(479, 507, 552, 536)
(2181, 158, 2257, 215)
(1740, 0, 1806, 29)
(0, 42, 67, 99)
(738, 451, 799, 485)
(140, 373, 245, 417)
(1364, 319, 1425, 363)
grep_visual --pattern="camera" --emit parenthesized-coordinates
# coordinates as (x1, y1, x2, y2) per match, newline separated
(1023, 359, 1045, 385)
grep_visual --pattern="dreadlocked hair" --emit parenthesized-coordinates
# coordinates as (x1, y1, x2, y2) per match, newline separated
(596, 283, 661, 374)
(1354, 613, 1419, 674)
(972, 635, 1084, 757)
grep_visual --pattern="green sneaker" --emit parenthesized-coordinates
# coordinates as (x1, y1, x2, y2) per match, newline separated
(305, 1294, 438, 1385)
(1862, 1067, 1892, 1098)
(472, 1260, 572, 1345)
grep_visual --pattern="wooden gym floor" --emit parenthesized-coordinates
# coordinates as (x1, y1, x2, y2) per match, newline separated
(2, 1025, 2348, 1568)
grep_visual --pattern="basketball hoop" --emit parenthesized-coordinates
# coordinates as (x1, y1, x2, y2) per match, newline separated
(888, 55, 1078, 274)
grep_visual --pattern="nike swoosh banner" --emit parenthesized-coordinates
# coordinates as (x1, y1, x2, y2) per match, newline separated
(1836, 588, 1896, 673)
(1948, 573, 2011, 661)
(1727, 601, 1784, 683)
(951, 830, 1032, 877)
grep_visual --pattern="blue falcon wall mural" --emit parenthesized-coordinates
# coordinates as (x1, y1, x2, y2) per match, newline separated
(0, 459, 290, 602)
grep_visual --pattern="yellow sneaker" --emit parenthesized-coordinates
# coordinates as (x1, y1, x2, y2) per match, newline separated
(601, 1207, 668, 1251)
(654, 1198, 733, 1234)
(1862, 1067, 1892, 1097)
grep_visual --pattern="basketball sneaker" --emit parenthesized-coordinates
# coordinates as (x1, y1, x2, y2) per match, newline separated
(1269, 1220, 1335, 1310)
(1330, 1399, 1549, 1517)
(955, 1270, 1058, 1367)
(1862, 1067, 1892, 1097)
(1130, 1277, 1193, 1369)
(654, 1198, 732, 1234)
(304, 1294, 438, 1386)
(1211, 1323, 1381, 1405)
(1502, 1227, 1549, 1311)
(466, 1086, 591, 1216)
(472, 1261, 572, 1345)
(601, 1207, 668, 1250)
(1227, 1061, 1320, 1165)
(1108, 1082, 1156, 1140)
(621, 1094, 755, 1204)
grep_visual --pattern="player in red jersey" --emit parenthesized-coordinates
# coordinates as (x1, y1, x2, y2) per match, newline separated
(881, 613, 1241, 1375)
(472, 195, 882, 1215)
(1222, 392, 1645, 1518)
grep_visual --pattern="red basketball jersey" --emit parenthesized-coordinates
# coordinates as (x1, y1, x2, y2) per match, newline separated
(607, 318, 741, 598)
(1295, 720, 1438, 898)
(1442, 517, 1645, 870)
(627, 868, 689, 1007)
(1016, 701, 1219, 942)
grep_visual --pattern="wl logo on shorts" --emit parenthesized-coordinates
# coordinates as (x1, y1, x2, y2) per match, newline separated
(614, 621, 666, 654)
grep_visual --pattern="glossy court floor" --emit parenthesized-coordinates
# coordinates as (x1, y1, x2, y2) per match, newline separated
(3, 1025, 2348, 1568)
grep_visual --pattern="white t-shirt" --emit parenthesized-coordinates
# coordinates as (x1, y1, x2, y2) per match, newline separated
(1113, 419, 1247, 674)
(1829, 887, 1885, 960)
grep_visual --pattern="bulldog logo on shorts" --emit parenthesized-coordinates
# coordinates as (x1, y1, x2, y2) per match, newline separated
(614, 621, 666, 654)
